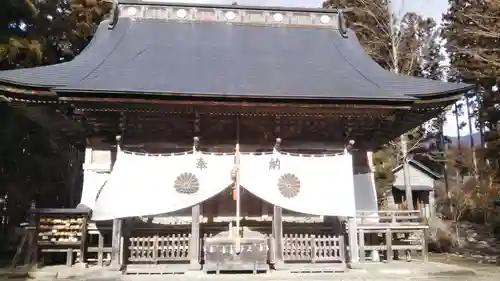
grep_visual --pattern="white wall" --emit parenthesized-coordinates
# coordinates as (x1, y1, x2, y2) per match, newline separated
(393, 165, 434, 188)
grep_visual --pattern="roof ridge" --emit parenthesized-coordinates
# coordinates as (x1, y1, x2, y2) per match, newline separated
(119, 0, 343, 14)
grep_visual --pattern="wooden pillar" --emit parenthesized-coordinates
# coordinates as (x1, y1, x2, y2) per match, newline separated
(401, 136, 414, 210)
(189, 204, 201, 270)
(348, 217, 359, 265)
(366, 150, 380, 260)
(272, 204, 284, 269)
(366, 150, 378, 211)
(428, 190, 436, 218)
(111, 218, 123, 269)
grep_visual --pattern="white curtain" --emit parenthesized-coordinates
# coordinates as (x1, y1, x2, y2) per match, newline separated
(79, 170, 109, 210)
(92, 151, 234, 221)
(240, 152, 356, 217)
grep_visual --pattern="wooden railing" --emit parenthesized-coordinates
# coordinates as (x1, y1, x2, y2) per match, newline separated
(355, 210, 428, 262)
(282, 233, 345, 263)
(128, 233, 191, 262)
(357, 210, 426, 225)
(87, 223, 112, 266)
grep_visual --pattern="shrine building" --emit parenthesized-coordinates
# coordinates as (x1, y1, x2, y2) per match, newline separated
(0, 0, 472, 274)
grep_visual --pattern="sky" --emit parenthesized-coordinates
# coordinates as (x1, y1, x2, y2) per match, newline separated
(156, 0, 473, 137)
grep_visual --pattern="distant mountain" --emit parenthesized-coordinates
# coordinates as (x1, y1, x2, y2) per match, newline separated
(447, 132, 482, 148)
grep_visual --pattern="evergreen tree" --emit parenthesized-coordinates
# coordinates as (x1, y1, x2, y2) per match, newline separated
(442, 0, 500, 178)
(0, 0, 111, 69)
(442, 0, 500, 80)
(324, 0, 446, 194)
(0, 0, 110, 228)
(441, 0, 500, 224)
(419, 18, 444, 81)
(0, 0, 42, 69)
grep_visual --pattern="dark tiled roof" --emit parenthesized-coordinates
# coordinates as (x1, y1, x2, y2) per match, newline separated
(0, 19, 130, 88)
(0, 17, 473, 100)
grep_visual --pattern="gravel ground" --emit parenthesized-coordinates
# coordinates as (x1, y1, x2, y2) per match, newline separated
(3, 255, 499, 281)
(3, 272, 499, 281)
(429, 253, 500, 275)
(43, 276, 497, 281)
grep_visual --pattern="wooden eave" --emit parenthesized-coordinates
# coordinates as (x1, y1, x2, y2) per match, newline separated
(0, 83, 55, 96)
(61, 95, 413, 116)
(392, 159, 441, 180)
(0, 83, 463, 150)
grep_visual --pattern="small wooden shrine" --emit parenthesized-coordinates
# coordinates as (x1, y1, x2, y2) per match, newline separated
(0, 0, 471, 274)
(392, 159, 441, 216)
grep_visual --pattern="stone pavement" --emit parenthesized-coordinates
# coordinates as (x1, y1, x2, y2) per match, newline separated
(354, 261, 477, 276)
(2, 261, 498, 281)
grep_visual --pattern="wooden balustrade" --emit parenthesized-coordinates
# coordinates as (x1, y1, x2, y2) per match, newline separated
(17, 214, 350, 270)
(355, 210, 429, 263)
(20, 210, 429, 269)
(282, 233, 345, 263)
(356, 210, 426, 225)
(128, 233, 191, 263)
(87, 223, 112, 266)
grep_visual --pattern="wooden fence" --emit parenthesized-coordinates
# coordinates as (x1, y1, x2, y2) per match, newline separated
(357, 210, 426, 225)
(16, 210, 428, 268)
(356, 210, 428, 262)
(282, 233, 345, 263)
(128, 233, 191, 263)
(87, 223, 111, 266)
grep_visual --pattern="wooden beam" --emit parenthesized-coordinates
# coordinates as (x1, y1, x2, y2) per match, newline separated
(62, 97, 413, 111)
(119, 141, 346, 151)
(64, 103, 451, 149)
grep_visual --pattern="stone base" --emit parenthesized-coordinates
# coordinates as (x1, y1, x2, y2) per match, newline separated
(272, 261, 287, 271)
(188, 262, 202, 271)
(107, 263, 123, 272)
(347, 261, 362, 270)
(125, 264, 191, 275)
